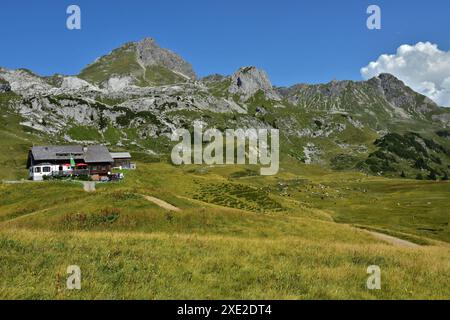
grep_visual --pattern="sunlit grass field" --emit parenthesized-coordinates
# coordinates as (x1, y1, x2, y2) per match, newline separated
(1, 228, 448, 299)
(0, 161, 449, 299)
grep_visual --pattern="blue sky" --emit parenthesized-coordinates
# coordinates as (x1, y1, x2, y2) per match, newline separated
(0, 0, 449, 87)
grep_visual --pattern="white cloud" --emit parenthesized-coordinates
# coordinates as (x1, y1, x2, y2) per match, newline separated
(361, 42, 450, 107)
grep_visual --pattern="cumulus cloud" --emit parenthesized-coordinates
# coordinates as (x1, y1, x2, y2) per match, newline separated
(361, 42, 450, 107)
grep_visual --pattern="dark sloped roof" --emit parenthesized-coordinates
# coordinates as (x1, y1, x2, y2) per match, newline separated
(84, 145, 114, 163)
(31, 145, 84, 161)
(30, 145, 113, 163)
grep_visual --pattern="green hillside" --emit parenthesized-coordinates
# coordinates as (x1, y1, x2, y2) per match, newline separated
(1, 39, 449, 300)
(0, 162, 449, 299)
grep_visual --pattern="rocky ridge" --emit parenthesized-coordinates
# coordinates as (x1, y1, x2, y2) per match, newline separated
(1, 38, 449, 178)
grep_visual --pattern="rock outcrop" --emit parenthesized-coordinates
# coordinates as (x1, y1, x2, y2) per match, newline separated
(0, 69, 51, 96)
(0, 77, 11, 93)
(1, 39, 449, 179)
(136, 38, 196, 80)
(228, 66, 280, 100)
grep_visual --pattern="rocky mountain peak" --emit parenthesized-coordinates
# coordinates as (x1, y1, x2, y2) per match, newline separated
(368, 73, 439, 112)
(228, 66, 280, 100)
(375, 73, 409, 90)
(135, 38, 196, 80)
(368, 73, 412, 94)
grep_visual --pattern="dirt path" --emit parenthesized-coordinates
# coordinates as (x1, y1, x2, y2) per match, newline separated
(142, 195, 181, 212)
(83, 181, 96, 192)
(363, 230, 420, 248)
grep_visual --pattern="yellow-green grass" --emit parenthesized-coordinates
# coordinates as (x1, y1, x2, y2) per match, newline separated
(2, 160, 447, 242)
(101, 160, 450, 241)
(66, 126, 102, 141)
(273, 159, 450, 242)
(0, 181, 356, 241)
(0, 160, 449, 299)
(0, 92, 45, 181)
(0, 228, 448, 299)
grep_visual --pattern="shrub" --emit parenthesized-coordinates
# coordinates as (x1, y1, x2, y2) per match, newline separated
(330, 154, 359, 170)
(61, 208, 120, 229)
(98, 207, 120, 224)
(427, 170, 437, 181)
(76, 175, 91, 181)
(110, 190, 140, 200)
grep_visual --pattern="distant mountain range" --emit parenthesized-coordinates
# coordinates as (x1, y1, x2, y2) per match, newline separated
(1, 37, 449, 180)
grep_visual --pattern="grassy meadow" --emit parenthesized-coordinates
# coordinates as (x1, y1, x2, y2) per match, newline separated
(0, 160, 449, 299)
